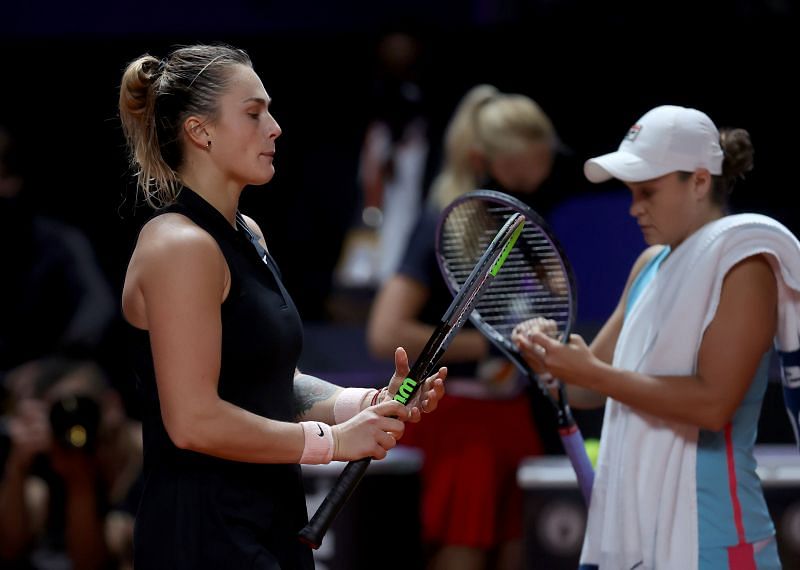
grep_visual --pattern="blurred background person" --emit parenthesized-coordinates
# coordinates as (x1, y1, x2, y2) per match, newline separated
(0, 125, 116, 375)
(336, 31, 433, 290)
(368, 84, 579, 570)
(0, 357, 141, 570)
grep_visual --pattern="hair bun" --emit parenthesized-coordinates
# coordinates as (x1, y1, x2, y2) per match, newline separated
(720, 128, 754, 179)
(119, 55, 161, 116)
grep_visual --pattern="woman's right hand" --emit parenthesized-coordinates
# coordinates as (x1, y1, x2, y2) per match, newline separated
(511, 316, 559, 376)
(330, 400, 408, 461)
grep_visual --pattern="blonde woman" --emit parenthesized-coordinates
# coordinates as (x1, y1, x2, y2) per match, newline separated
(118, 44, 446, 569)
(368, 85, 567, 570)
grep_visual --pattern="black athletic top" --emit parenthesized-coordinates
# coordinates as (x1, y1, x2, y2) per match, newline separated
(128, 188, 313, 569)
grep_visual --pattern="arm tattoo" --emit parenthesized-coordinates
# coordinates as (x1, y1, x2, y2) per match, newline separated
(293, 374, 338, 420)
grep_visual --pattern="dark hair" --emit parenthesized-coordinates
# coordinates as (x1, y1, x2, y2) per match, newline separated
(679, 127, 754, 207)
(119, 44, 252, 207)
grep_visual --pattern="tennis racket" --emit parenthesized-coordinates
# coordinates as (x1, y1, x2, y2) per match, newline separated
(435, 189, 594, 505)
(298, 212, 526, 549)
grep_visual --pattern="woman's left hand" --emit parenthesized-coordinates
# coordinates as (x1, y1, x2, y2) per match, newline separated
(378, 347, 447, 423)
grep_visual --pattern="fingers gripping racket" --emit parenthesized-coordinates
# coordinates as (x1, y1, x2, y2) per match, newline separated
(298, 213, 526, 549)
(435, 189, 595, 505)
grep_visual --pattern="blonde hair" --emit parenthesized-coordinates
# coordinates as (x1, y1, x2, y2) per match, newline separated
(429, 84, 556, 210)
(119, 45, 252, 208)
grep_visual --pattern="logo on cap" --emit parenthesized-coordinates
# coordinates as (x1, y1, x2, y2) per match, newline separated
(625, 124, 642, 142)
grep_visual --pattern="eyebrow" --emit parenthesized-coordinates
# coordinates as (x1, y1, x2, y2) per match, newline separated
(242, 96, 271, 105)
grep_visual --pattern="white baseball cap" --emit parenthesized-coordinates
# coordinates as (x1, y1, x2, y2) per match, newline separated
(584, 105, 724, 183)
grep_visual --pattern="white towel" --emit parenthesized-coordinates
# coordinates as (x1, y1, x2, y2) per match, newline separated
(580, 213, 800, 570)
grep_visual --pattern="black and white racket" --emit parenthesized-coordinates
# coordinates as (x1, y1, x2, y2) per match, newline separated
(298, 212, 526, 549)
(435, 189, 594, 505)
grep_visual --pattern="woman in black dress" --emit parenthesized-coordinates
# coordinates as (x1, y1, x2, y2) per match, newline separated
(118, 44, 446, 569)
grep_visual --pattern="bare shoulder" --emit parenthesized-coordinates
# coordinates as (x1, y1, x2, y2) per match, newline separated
(136, 213, 220, 258)
(134, 213, 228, 285)
(123, 213, 228, 327)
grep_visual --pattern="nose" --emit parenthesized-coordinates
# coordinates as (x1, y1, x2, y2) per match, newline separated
(629, 195, 644, 219)
(267, 113, 282, 140)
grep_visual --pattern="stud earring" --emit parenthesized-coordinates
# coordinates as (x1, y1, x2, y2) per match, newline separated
(206, 140, 212, 150)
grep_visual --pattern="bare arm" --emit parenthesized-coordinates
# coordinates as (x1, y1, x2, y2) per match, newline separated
(367, 274, 489, 363)
(526, 255, 777, 430)
(293, 372, 344, 424)
(128, 216, 410, 463)
(133, 218, 306, 462)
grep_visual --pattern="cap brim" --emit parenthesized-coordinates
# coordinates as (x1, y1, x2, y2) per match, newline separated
(584, 151, 674, 183)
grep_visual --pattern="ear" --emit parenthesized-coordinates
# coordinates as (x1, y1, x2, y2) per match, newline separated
(183, 116, 212, 150)
(692, 168, 713, 201)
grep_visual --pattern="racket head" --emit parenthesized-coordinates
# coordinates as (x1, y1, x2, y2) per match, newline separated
(436, 193, 595, 505)
(436, 189, 578, 372)
(400, 211, 526, 409)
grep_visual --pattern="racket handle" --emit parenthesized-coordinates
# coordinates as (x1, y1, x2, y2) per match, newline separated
(299, 369, 427, 549)
(559, 426, 595, 506)
(298, 457, 372, 549)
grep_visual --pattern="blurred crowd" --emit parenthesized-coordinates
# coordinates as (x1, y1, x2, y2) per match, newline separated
(1, 125, 139, 569)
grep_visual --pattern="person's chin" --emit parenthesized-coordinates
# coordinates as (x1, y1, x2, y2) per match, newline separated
(643, 235, 667, 247)
(640, 226, 656, 243)
(251, 168, 275, 186)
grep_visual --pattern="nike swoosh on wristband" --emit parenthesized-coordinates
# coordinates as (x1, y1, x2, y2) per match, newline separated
(317, 424, 324, 437)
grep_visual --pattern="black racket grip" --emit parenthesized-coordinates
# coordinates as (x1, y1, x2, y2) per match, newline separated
(298, 457, 372, 549)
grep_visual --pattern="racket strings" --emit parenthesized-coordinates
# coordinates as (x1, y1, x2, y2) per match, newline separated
(440, 202, 573, 343)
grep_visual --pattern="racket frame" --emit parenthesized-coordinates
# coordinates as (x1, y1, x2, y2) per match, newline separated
(435, 189, 594, 504)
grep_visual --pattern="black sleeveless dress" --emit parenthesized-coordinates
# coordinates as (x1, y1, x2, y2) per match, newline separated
(128, 189, 314, 569)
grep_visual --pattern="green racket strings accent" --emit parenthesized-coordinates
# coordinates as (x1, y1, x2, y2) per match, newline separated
(490, 220, 525, 276)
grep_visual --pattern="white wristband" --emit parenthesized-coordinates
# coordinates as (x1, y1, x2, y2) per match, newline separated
(299, 421, 334, 464)
(333, 387, 376, 424)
